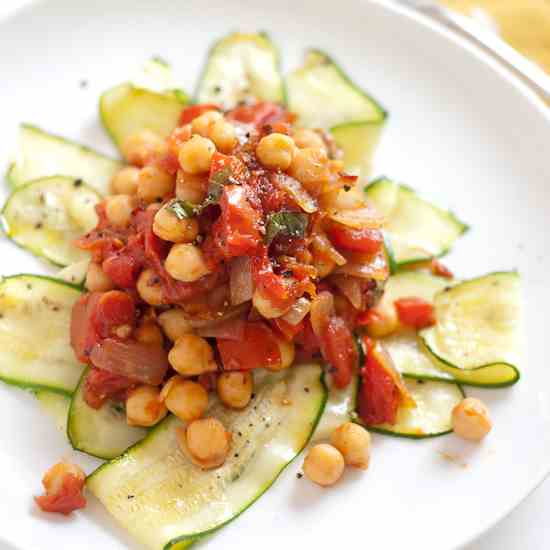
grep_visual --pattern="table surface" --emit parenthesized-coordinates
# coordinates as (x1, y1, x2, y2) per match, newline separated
(1, 1, 549, 549)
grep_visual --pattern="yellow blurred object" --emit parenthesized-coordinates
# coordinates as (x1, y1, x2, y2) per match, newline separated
(440, 0, 550, 74)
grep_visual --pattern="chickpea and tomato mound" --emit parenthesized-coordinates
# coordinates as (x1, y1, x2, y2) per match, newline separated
(34, 101, 495, 512)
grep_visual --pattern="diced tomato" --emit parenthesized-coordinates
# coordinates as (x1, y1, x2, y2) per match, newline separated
(328, 225, 384, 254)
(35, 462, 86, 515)
(178, 103, 221, 126)
(217, 322, 281, 371)
(294, 317, 320, 359)
(209, 152, 249, 186)
(319, 316, 357, 389)
(271, 318, 304, 341)
(102, 248, 143, 288)
(210, 184, 262, 259)
(430, 259, 454, 279)
(70, 293, 102, 363)
(358, 340, 401, 425)
(252, 245, 313, 311)
(226, 101, 289, 127)
(394, 297, 435, 329)
(90, 339, 169, 386)
(91, 291, 136, 338)
(83, 367, 135, 409)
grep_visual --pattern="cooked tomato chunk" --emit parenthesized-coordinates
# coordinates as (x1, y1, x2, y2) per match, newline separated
(320, 316, 357, 388)
(83, 367, 135, 409)
(217, 322, 281, 371)
(394, 297, 435, 329)
(328, 225, 384, 254)
(358, 340, 400, 426)
(35, 462, 86, 515)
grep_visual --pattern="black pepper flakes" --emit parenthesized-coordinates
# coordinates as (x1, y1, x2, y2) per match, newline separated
(237, 431, 243, 437)
(234, 453, 239, 458)
(344, 185, 351, 192)
(79, 79, 88, 89)
(73, 178, 83, 187)
(304, 387, 310, 393)
(213, 85, 222, 94)
(296, 473, 303, 479)
(127, 494, 135, 500)
(34, 222, 43, 230)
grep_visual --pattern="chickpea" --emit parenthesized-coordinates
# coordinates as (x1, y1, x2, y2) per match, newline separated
(293, 128, 326, 150)
(330, 422, 371, 470)
(105, 194, 136, 228)
(452, 398, 492, 441)
(121, 130, 166, 166)
(41, 461, 85, 496)
(126, 385, 168, 427)
(266, 337, 295, 372)
(176, 170, 208, 204)
(85, 262, 114, 292)
(181, 417, 231, 469)
(137, 165, 175, 203)
(252, 288, 288, 319)
(136, 268, 164, 306)
(365, 305, 399, 338)
(160, 376, 208, 421)
(209, 119, 238, 153)
(165, 243, 211, 282)
(178, 136, 216, 175)
(111, 166, 140, 195)
(191, 110, 223, 137)
(256, 133, 295, 171)
(152, 204, 199, 243)
(288, 147, 330, 189)
(303, 443, 345, 487)
(217, 371, 253, 409)
(157, 308, 193, 341)
(168, 334, 217, 376)
(134, 321, 164, 346)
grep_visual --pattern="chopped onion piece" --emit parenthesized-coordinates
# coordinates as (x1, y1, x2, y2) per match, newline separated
(336, 250, 389, 281)
(196, 318, 246, 341)
(311, 234, 347, 266)
(185, 303, 250, 328)
(329, 202, 385, 229)
(281, 297, 311, 326)
(310, 291, 335, 338)
(330, 275, 363, 310)
(276, 174, 318, 213)
(229, 256, 254, 305)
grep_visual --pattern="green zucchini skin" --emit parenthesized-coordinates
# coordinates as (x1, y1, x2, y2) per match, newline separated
(88, 365, 327, 550)
(2, 176, 101, 267)
(0, 274, 84, 396)
(365, 177, 468, 268)
(6, 123, 122, 194)
(67, 367, 148, 460)
(195, 32, 286, 108)
(419, 272, 522, 388)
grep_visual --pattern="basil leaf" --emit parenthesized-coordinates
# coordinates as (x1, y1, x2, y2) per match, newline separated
(265, 211, 308, 245)
(166, 199, 196, 219)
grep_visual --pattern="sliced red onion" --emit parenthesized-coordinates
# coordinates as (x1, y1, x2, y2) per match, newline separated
(310, 291, 335, 339)
(90, 339, 169, 385)
(196, 318, 246, 341)
(229, 256, 254, 306)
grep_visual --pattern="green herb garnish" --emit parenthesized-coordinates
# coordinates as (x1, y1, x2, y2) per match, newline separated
(265, 211, 308, 245)
(166, 199, 197, 219)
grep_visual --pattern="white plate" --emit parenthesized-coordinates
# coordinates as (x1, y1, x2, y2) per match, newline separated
(0, 1, 549, 549)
